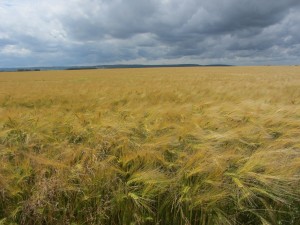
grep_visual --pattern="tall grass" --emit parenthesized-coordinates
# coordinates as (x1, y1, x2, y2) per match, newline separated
(0, 66, 300, 224)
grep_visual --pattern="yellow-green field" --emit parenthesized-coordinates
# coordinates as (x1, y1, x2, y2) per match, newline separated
(0, 67, 300, 225)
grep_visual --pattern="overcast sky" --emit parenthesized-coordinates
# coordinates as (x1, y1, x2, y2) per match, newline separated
(0, 0, 300, 67)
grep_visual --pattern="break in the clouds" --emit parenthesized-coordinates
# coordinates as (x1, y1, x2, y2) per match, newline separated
(0, 0, 300, 67)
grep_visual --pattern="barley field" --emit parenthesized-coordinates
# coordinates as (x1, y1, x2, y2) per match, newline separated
(0, 66, 300, 225)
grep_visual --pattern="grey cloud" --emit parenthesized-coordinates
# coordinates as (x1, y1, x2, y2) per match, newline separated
(202, 0, 299, 32)
(0, 0, 300, 67)
(62, 0, 158, 40)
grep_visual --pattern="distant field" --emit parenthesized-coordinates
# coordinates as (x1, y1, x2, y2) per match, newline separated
(0, 66, 300, 224)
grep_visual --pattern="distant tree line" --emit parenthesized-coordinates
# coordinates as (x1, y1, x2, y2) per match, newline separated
(17, 68, 40, 72)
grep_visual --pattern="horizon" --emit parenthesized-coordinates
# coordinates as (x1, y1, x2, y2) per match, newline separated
(1, 64, 300, 73)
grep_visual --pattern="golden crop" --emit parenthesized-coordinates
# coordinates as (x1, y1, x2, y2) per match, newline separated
(0, 66, 300, 224)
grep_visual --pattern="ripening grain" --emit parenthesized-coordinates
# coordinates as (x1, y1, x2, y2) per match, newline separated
(0, 66, 300, 224)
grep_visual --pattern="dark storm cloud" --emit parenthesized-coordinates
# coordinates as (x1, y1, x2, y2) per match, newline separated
(1, 0, 300, 67)
(62, 0, 158, 40)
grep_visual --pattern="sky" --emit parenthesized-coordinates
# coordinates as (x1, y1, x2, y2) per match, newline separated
(0, 0, 300, 68)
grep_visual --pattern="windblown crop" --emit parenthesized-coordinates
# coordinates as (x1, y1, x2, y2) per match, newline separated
(0, 66, 300, 224)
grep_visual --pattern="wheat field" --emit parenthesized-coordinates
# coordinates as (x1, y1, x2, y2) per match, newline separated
(0, 66, 300, 224)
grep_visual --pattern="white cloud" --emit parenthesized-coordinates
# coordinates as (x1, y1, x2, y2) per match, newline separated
(1, 45, 31, 56)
